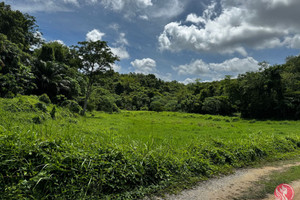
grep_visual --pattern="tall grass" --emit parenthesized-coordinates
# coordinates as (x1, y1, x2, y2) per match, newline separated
(1, 96, 300, 199)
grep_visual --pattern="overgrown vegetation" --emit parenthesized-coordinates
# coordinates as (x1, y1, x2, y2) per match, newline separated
(1, 96, 300, 199)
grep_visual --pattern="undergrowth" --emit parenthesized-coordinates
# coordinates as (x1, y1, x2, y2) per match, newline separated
(1, 95, 300, 199)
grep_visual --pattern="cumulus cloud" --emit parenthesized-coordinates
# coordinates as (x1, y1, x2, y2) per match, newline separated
(159, 0, 300, 55)
(131, 58, 157, 74)
(111, 47, 130, 59)
(180, 78, 196, 85)
(86, 29, 105, 42)
(85, 29, 130, 59)
(186, 13, 206, 25)
(174, 57, 260, 78)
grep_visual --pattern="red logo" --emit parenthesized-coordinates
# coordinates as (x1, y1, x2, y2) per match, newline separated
(274, 184, 294, 200)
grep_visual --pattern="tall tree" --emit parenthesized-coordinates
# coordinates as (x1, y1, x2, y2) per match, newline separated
(73, 41, 119, 115)
(237, 64, 284, 119)
(0, 34, 35, 97)
(0, 2, 41, 51)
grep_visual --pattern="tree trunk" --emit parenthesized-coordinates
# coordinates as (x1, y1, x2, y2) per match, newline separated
(82, 80, 92, 116)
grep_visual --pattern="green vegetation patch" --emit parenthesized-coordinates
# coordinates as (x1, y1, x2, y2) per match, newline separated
(1, 96, 300, 199)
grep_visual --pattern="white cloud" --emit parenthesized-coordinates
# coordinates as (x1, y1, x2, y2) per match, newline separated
(9, 0, 77, 13)
(150, 0, 185, 19)
(86, 0, 99, 4)
(53, 40, 66, 45)
(85, 29, 130, 60)
(86, 29, 105, 42)
(115, 33, 129, 46)
(159, 0, 300, 55)
(111, 47, 130, 60)
(99, 0, 184, 20)
(136, 0, 153, 8)
(284, 34, 300, 48)
(110, 32, 130, 60)
(131, 58, 157, 74)
(154, 73, 172, 82)
(100, 0, 152, 11)
(10, 0, 183, 20)
(109, 23, 120, 31)
(111, 64, 122, 72)
(186, 13, 206, 24)
(174, 57, 260, 78)
(63, 0, 79, 6)
(180, 78, 196, 85)
(100, 0, 125, 11)
(139, 15, 149, 20)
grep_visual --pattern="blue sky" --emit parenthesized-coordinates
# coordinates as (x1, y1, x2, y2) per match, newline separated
(4, 0, 300, 83)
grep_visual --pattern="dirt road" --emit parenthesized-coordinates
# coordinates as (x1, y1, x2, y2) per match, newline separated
(157, 161, 300, 200)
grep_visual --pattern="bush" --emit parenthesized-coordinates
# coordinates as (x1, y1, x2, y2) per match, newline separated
(35, 102, 47, 112)
(61, 100, 82, 114)
(202, 96, 234, 116)
(54, 94, 67, 105)
(150, 101, 164, 112)
(32, 115, 44, 124)
(50, 106, 56, 119)
(140, 106, 149, 111)
(39, 94, 51, 104)
(93, 95, 120, 113)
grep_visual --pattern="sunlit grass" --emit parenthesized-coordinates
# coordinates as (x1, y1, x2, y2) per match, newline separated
(1, 96, 300, 199)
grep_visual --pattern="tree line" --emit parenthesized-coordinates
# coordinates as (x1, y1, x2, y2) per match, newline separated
(1, 2, 299, 119)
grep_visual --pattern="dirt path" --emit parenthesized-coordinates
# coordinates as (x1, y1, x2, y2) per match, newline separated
(155, 161, 300, 200)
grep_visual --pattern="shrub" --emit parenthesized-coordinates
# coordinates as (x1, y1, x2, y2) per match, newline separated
(95, 95, 120, 113)
(39, 94, 51, 104)
(32, 116, 42, 124)
(61, 100, 82, 114)
(55, 94, 67, 105)
(202, 96, 234, 116)
(50, 106, 56, 119)
(35, 102, 47, 112)
(140, 106, 149, 111)
(150, 101, 164, 112)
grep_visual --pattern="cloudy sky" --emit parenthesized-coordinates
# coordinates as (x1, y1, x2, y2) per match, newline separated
(5, 0, 300, 83)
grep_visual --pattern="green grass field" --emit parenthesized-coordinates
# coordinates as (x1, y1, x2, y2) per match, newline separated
(1, 95, 300, 199)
